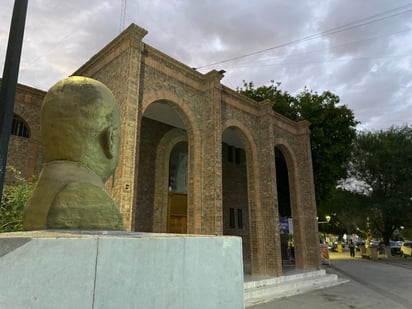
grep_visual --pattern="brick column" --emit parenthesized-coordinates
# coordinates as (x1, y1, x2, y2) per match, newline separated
(294, 121, 321, 270)
(118, 27, 148, 230)
(199, 71, 224, 235)
(253, 100, 282, 276)
(72, 24, 149, 231)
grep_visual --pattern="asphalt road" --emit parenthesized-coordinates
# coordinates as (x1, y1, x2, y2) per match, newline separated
(251, 250, 412, 309)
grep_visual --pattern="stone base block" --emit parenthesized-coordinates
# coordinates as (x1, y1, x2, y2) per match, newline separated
(0, 231, 244, 309)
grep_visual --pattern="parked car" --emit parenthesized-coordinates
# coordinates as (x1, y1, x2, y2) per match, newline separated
(390, 240, 402, 256)
(355, 240, 365, 252)
(400, 241, 412, 258)
(368, 239, 381, 247)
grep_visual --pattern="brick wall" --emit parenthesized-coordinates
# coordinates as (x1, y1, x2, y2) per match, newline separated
(222, 143, 250, 265)
(7, 83, 44, 182)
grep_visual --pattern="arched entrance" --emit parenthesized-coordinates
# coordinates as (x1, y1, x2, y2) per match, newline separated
(275, 147, 294, 268)
(135, 100, 190, 233)
(167, 142, 188, 233)
(274, 143, 313, 270)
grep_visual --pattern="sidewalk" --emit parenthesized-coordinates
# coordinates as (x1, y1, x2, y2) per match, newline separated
(249, 250, 412, 308)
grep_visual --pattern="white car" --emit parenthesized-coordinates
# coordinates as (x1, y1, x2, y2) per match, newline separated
(400, 241, 412, 258)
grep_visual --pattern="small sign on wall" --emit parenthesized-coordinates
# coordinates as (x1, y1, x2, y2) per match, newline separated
(279, 217, 293, 234)
(279, 217, 289, 234)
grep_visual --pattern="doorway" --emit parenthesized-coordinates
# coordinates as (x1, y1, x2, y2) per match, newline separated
(167, 142, 188, 233)
(167, 192, 187, 233)
(275, 147, 294, 267)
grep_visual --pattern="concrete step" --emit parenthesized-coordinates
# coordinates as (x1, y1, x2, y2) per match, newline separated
(244, 269, 346, 307)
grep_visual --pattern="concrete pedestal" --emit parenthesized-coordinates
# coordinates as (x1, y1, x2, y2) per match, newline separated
(0, 231, 244, 309)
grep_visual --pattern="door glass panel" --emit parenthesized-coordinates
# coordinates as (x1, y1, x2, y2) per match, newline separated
(169, 143, 188, 193)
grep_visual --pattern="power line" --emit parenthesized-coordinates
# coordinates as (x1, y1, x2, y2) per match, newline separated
(218, 28, 412, 70)
(194, 4, 412, 70)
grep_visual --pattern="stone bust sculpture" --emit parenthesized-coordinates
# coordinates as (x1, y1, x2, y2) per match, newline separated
(23, 76, 125, 230)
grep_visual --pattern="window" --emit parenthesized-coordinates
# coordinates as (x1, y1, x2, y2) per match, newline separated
(237, 209, 243, 229)
(168, 143, 188, 193)
(229, 208, 235, 228)
(227, 145, 242, 164)
(235, 148, 241, 164)
(229, 208, 244, 229)
(228, 146, 235, 162)
(11, 115, 30, 138)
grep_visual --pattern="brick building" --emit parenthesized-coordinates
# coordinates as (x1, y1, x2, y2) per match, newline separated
(8, 24, 321, 276)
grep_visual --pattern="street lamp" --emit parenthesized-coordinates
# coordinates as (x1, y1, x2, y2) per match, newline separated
(318, 215, 331, 244)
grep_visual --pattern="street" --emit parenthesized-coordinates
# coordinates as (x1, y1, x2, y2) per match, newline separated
(251, 249, 412, 308)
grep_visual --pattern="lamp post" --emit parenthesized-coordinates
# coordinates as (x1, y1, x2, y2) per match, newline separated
(0, 0, 28, 204)
(318, 215, 331, 245)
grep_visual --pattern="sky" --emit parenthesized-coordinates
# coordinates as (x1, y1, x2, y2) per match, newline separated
(1, 0, 411, 131)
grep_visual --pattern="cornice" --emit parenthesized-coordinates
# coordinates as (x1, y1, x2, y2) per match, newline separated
(0, 79, 46, 97)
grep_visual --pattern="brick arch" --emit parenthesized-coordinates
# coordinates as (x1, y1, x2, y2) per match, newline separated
(7, 109, 41, 178)
(7, 113, 31, 178)
(142, 91, 200, 140)
(11, 113, 31, 138)
(274, 141, 300, 209)
(274, 140, 306, 269)
(222, 119, 259, 157)
(152, 128, 188, 232)
(13, 104, 39, 137)
(222, 119, 266, 275)
(141, 93, 202, 233)
(13, 109, 32, 126)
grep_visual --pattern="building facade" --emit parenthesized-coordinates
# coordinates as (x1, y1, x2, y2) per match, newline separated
(9, 24, 321, 276)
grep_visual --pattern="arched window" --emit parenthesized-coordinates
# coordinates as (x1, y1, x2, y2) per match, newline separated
(168, 143, 188, 193)
(11, 114, 30, 138)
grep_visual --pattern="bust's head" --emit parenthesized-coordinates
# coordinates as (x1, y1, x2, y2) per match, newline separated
(41, 76, 120, 181)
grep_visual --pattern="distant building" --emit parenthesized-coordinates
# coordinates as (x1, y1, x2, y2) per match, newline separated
(8, 24, 320, 276)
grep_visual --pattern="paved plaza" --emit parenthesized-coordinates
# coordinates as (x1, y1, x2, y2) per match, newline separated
(251, 250, 412, 308)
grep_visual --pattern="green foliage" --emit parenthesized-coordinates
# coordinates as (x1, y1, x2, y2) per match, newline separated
(349, 125, 412, 244)
(238, 81, 358, 207)
(0, 166, 36, 232)
(322, 188, 370, 235)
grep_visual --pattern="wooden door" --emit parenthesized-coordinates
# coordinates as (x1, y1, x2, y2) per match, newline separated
(167, 192, 187, 233)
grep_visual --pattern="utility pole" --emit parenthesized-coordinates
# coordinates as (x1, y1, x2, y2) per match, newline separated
(0, 0, 29, 204)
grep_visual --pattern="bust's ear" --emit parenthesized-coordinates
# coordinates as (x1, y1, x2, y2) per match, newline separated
(100, 127, 114, 159)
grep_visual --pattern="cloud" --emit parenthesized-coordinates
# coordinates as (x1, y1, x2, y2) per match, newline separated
(0, 0, 410, 131)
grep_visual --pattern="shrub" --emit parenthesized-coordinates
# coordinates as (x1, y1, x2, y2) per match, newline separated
(0, 166, 36, 232)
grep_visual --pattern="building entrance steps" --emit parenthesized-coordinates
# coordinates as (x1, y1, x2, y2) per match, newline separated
(244, 269, 348, 307)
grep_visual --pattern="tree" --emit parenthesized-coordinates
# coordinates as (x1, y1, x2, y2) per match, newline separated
(0, 166, 36, 232)
(238, 81, 358, 207)
(349, 125, 412, 245)
(322, 188, 370, 235)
